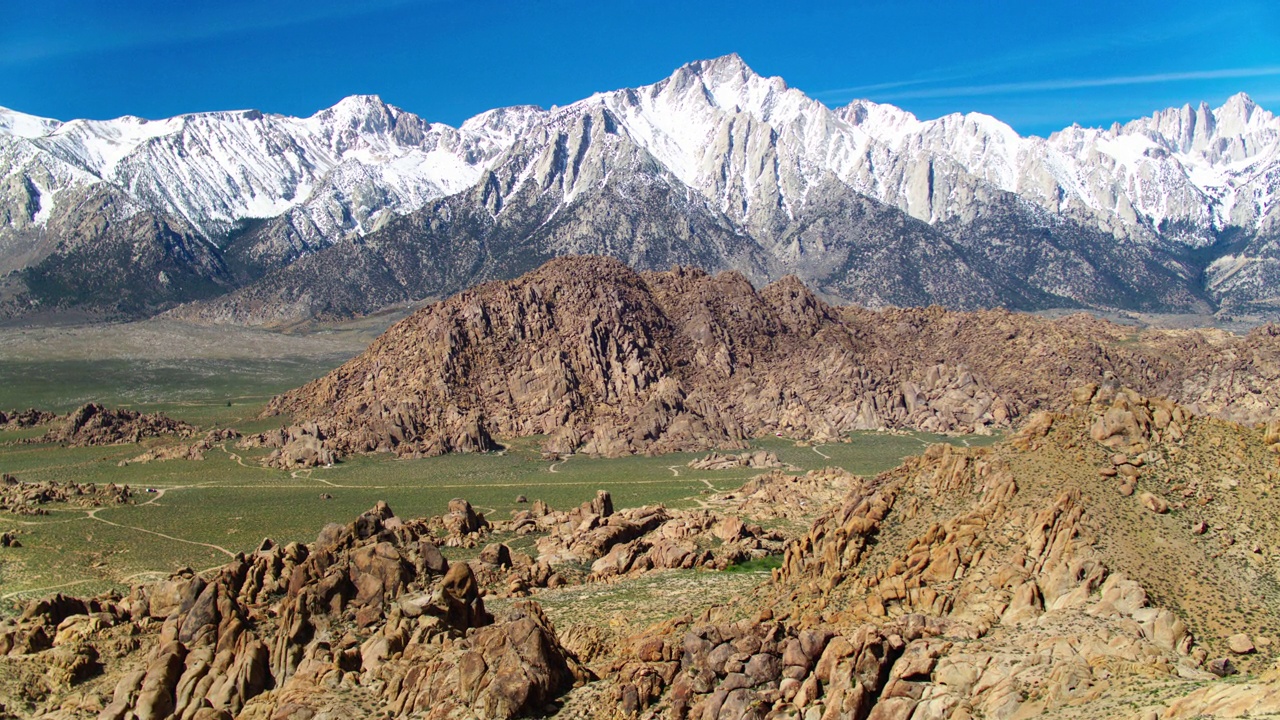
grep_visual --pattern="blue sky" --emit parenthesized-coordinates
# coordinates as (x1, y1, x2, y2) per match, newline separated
(2, 0, 1277, 137)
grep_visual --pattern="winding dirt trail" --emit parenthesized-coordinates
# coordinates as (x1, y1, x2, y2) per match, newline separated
(86, 507, 236, 558)
(4, 513, 90, 527)
(812, 445, 831, 460)
(218, 443, 275, 472)
(2, 578, 100, 601)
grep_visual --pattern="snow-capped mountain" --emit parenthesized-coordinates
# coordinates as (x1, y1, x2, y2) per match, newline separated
(2, 54, 1278, 322)
(0, 95, 535, 243)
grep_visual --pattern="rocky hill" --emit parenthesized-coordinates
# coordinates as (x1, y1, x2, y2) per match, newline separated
(5, 387, 1280, 718)
(591, 386, 1280, 719)
(265, 256, 1280, 462)
(3, 55, 1280, 322)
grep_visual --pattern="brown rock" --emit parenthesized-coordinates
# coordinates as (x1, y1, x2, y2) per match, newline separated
(396, 601, 586, 718)
(743, 653, 780, 686)
(41, 403, 197, 447)
(479, 543, 513, 567)
(1139, 492, 1169, 514)
(1208, 657, 1238, 677)
(1228, 633, 1256, 654)
(349, 542, 412, 608)
(261, 258, 1280, 463)
(1116, 463, 1142, 478)
(419, 540, 449, 575)
(444, 498, 485, 535)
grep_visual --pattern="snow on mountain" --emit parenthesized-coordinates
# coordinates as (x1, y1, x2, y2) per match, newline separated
(0, 107, 63, 139)
(4, 55, 1280, 321)
(587, 55, 1280, 248)
(3, 57, 1277, 250)
(0, 95, 537, 243)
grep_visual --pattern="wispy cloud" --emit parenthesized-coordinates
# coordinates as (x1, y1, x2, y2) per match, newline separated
(868, 67, 1280, 101)
(0, 0, 427, 66)
(814, 74, 970, 99)
(815, 7, 1270, 105)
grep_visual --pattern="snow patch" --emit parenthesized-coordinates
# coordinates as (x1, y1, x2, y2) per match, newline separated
(0, 107, 61, 138)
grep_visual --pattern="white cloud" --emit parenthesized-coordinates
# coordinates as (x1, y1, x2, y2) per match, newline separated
(865, 68, 1280, 101)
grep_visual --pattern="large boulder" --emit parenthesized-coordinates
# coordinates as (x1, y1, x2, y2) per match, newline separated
(389, 601, 587, 718)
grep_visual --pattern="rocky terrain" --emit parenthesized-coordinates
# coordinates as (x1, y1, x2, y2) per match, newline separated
(264, 256, 1280, 462)
(687, 451, 798, 472)
(34, 404, 197, 448)
(1, 473, 132, 517)
(0, 410, 56, 429)
(3, 56, 1280, 322)
(3, 385, 1280, 718)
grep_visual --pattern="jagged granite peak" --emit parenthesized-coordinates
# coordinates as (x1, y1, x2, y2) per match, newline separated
(0, 93, 527, 242)
(5, 56, 1280, 321)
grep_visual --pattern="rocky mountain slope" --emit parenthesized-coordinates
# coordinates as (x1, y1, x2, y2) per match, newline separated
(3, 55, 1279, 321)
(265, 256, 1280, 462)
(5, 387, 1280, 719)
(591, 387, 1280, 719)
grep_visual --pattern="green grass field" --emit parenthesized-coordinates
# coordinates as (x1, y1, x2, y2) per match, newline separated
(0, 352, 999, 611)
(0, 356, 351, 427)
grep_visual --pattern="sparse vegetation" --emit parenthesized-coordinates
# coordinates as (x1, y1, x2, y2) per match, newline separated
(0, 348, 986, 609)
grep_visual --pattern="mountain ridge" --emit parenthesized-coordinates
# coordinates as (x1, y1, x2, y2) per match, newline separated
(263, 256, 1280, 464)
(3, 55, 1279, 322)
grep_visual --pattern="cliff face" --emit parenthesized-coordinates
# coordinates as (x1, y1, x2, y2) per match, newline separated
(267, 256, 1280, 461)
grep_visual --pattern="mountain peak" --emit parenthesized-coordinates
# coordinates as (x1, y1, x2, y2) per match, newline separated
(320, 94, 391, 116)
(1217, 91, 1262, 123)
(699, 52, 751, 72)
(0, 106, 62, 139)
(676, 53, 765, 87)
(311, 94, 407, 138)
(659, 52, 796, 118)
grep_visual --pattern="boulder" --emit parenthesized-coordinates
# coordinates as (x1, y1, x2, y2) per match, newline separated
(1208, 657, 1238, 677)
(444, 498, 485, 535)
(1228, 633, 1255, 654)
(390, 601, 586, 718)
(479, 543, 513, 567)
(1139, 492, 1169, 514)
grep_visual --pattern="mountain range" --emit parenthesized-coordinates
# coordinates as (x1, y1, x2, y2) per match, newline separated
(2, 54, 1278, 323)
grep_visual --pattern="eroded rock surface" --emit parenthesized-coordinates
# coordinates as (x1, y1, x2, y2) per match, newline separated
(7, 386, 1280, 719)
(267, 258, 1280, 464)
(1, 473, 131, 515)
(37, 403, 197, 447)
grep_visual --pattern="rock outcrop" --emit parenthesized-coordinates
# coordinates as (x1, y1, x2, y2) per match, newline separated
(8, 387, 1280, 720)
(0, 501, 589, 719)
(1, 473, 131, 515)
(688, 450, 799, 471)
(36, 403, 197, 447)
(119, 429, 241, 466)
(0, 408, 56, 428)
(268, 258, 1280, 462)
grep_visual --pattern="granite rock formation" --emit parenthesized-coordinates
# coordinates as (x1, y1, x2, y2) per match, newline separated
(267, 257, 1280, 461)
